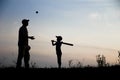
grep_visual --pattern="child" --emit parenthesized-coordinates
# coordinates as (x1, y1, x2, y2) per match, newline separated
(51, 36, 73, 68)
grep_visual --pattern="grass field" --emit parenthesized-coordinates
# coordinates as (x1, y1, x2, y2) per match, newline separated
(0, 65, 120, 79)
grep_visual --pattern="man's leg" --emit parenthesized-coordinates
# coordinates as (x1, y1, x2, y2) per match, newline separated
(24, 48, 30, 68)
(16, 46, 24, 68)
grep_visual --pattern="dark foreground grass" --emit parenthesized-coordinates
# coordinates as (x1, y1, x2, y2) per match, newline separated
(0, 65, 120, 79)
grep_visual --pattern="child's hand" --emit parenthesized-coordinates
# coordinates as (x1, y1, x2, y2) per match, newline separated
(51, 40, 54, 42)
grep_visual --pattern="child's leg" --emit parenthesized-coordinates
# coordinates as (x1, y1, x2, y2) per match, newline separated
(57, 54, 62, 68)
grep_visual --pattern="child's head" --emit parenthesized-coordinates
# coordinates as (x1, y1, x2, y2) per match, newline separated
(56, 36, 62, 41)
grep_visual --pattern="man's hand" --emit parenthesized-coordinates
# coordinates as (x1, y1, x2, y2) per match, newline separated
(29, 36, 35, 40)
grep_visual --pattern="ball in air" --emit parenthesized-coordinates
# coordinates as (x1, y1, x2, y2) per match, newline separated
(36, 11, 39, 14)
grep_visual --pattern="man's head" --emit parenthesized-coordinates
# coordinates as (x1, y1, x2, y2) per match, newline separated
(22, 19, 29, 26)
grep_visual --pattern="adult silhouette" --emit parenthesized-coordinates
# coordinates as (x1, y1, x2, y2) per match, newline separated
(16, 19, 35, 68)
(51, 36, 73, 68)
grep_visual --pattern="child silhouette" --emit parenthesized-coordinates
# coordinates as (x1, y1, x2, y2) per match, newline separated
(51, 36, 73, 68)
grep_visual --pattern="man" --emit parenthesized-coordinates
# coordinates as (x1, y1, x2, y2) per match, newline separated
(16, 19, 35, 68)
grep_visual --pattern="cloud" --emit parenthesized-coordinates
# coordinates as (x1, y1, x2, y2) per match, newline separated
(89, 13, 99, 18)
(114, 0, 120, 7)
(89, 12, 102, 20)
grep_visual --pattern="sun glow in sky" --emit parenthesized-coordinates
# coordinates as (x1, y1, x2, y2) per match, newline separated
(0, 0, 120, 67)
